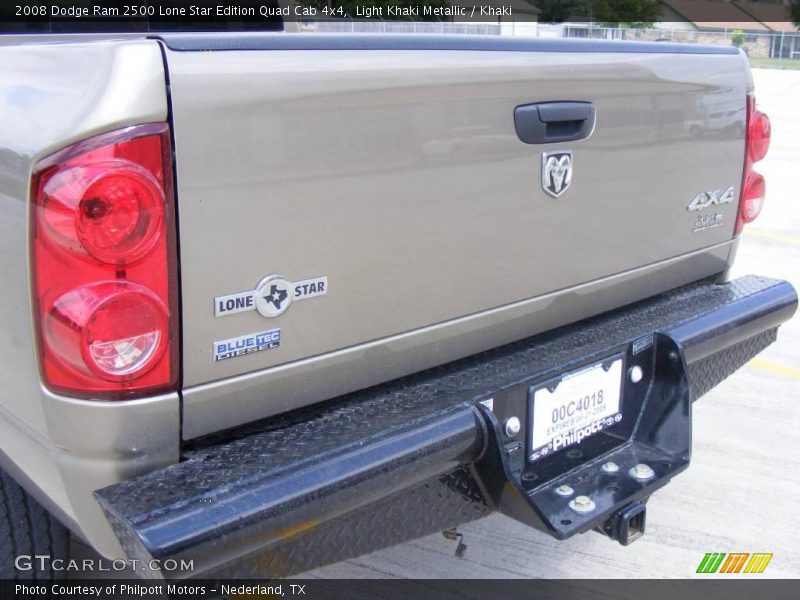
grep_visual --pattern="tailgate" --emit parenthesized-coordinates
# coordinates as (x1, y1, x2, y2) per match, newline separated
(162, 35, 748, 435)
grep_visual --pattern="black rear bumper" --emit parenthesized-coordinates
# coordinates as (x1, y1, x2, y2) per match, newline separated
(95, 275, 796, 578)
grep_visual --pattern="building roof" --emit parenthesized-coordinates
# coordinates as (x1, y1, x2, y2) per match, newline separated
(733, 1, 799, 33)
(660, 0, 771, 32)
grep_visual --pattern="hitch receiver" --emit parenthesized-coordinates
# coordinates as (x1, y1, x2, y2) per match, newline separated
(597, 501, 647, 546)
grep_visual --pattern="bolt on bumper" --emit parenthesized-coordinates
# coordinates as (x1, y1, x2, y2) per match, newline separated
(94, 275, 796, 578)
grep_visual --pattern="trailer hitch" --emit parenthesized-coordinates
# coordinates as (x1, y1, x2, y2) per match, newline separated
(467, 277, 797, 546)
(598, 501, 647, 546)
(470, 333, 690, 544)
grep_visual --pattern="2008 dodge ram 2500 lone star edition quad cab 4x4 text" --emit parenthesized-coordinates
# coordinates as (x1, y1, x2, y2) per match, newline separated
(0, 30, 796, 581)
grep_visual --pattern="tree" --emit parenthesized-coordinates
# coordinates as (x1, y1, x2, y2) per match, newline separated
(536, 0, 661, 26)
(535, 0, 590, 23)
(730, 29, 745, 48)
(791, 0, 800, 30)
(592, 0, 661, 27)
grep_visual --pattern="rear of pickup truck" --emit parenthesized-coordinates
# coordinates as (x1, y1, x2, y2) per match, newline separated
(0, 33, 796, 580)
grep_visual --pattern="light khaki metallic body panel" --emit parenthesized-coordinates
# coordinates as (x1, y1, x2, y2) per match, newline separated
(167, 43, 749, 437)
(0, 35, 753, 559)
(0, 39, 179, 557)
(183, 241, 734, 438)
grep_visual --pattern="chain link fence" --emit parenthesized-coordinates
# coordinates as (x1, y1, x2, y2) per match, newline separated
(560, 24, 799, 60)
(304, 20, 502, 35)
(303, 20, 799, 61)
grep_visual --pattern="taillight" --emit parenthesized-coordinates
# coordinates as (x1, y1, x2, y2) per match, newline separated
(736, 94, 771, 234)
(31, 124, 178, 399)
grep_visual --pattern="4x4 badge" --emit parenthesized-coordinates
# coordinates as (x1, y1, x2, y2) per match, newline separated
(542, 150, 573, 198)
(687, 186, 735, 211)
(215, 274, 327, 318)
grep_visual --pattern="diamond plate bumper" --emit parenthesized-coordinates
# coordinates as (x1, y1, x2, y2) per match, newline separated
(94, 275, 796, 578)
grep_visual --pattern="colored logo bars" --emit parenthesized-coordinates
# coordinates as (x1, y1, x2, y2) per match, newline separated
(696, 552, 773, 574)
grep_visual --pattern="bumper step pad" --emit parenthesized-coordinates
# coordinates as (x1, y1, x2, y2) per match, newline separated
(95, 275, 796, 578)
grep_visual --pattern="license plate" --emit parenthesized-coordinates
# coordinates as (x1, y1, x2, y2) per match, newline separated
(528, 358, 623, 462)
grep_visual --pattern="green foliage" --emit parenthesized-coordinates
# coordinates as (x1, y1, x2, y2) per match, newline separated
(536, 0, 661, 26)
(791, 1, 800, 30)
(535, 0, 589, 23)
(749, 56, 800, 70)
(592, 0, 661, 27)
(730, 29, 746, 48)
(296, 0, 452, 21)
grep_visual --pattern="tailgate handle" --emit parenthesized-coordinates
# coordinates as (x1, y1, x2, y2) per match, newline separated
(514, 102, 596, 144)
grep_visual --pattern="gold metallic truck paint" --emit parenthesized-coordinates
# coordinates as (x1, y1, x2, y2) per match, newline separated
(0, 34, 752, 560)
(0, 39, 180, 558)
(165, 42, 749, 436)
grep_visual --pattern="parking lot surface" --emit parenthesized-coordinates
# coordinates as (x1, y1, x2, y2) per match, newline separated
(302, 68, 800, 579)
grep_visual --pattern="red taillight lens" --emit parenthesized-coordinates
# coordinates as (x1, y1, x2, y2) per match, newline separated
(46, 282, 169, 381)
(736, 95, 771, 235)
(41, 162, 165, 265)
(31, 124, 178, 399)
(740, 172, 766, 224)
(748, 106, 771, 163)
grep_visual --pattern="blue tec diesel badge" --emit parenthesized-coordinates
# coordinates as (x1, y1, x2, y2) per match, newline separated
(213, 329, 281, 362)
